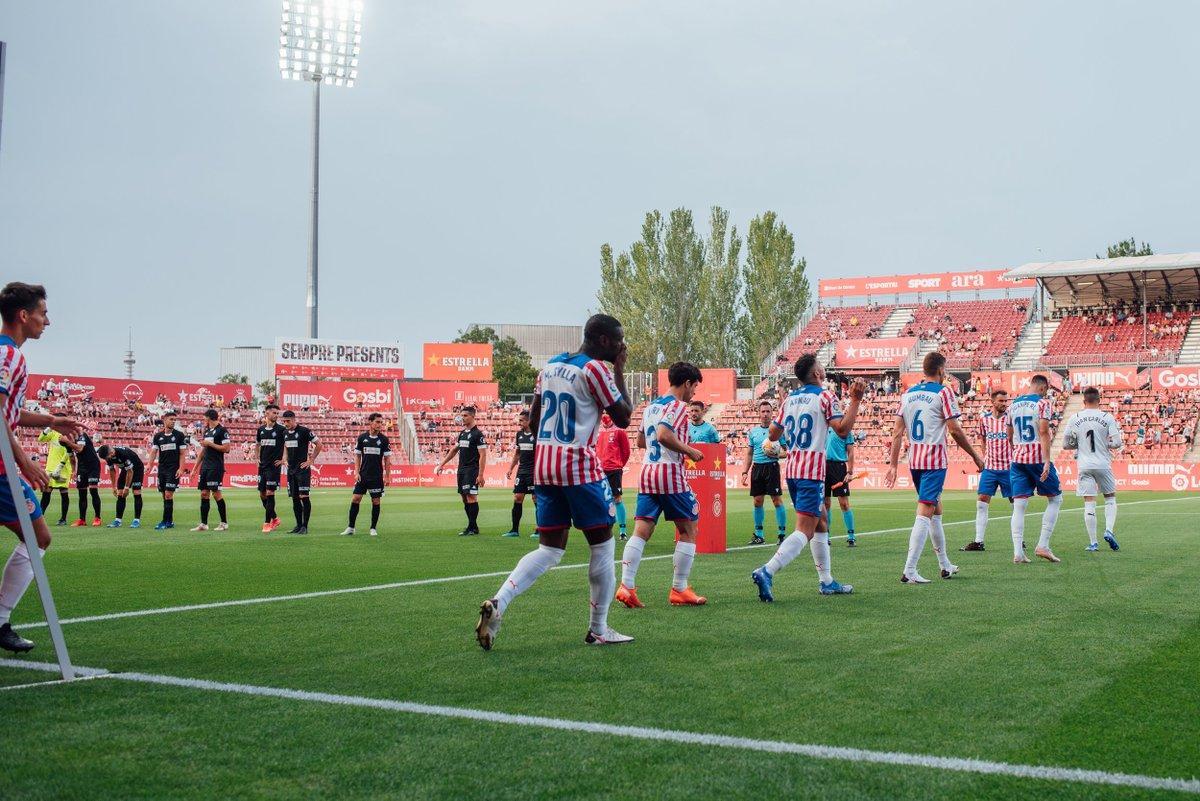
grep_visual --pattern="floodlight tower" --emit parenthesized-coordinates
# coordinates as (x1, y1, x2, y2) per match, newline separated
(278, 0, 363, 339)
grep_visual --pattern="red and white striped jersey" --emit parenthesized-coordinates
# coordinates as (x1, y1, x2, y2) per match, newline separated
(773, 385, 843, 482)
(638, 396, 691, 494)
(1007, 393, 1052, 464)
(0, 337, 29, 476)
(532, 353, 622, 486)
(897, 382, 960, 470)
(978, 412, 1013, 471)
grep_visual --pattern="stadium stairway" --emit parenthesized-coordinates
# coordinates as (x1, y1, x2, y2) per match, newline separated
(1178, 317, 1200, 364)
(1009, 318, 1061, 369)
(878, 307, 914, 338)
(1050, 392, 1083, 458)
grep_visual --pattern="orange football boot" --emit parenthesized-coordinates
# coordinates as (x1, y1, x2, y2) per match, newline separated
(615, 583, 644, 608)
(669, 586, 707, 606)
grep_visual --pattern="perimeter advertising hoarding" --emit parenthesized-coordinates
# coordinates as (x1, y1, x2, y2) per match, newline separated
(1067, 367, 1148, 391)
(834, 338, 918, 368)
(423, 343, 494, 381)
(654, 368, 737, 405)
(274, 338, 405, 379)
(819, 269, 1033, 299)
(278, 380, 500, 411)
(29, 374, 250, 407)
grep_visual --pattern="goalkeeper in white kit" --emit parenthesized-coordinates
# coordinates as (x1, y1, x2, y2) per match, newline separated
(1062, 386, 1122, 552)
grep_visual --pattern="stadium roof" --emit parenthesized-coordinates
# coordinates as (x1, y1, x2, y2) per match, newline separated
(1004, 252, 1200, 306)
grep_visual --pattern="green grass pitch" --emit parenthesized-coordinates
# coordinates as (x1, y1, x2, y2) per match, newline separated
(0, 488, 1197, 800)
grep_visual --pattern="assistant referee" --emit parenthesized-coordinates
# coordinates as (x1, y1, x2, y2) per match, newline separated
(824, 428, 857, 546)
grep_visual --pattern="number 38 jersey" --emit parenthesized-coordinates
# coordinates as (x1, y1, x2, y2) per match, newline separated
(1007, 393, 1053, 464)
(639, 396, 690, 494)
(533, 353, 622, 486)
(897, 382, 960, 470)
(773, 385, 843, 481)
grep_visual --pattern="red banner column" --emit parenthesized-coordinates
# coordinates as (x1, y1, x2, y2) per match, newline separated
(687, 443, 727, 553)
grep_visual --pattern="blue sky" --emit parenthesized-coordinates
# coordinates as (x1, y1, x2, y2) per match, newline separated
(2, 1, 1197, 381)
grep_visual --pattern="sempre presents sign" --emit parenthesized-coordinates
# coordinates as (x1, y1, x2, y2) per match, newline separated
(1150, 366, 1200, 391)
(835, 338, 918, 368)
(30, 375, 250, 407)
(655, 368, 736, 405)
(275, 338, 405, 379)
(818, 269, 1033, 298)
(423, 343, 493, 381)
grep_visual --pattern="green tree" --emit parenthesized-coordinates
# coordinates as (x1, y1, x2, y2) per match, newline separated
(599, 242, 658, 372)
(742, 211, 810, 370)
(217, 373, 249, 385)
(697, 206, 744, 369)
(454, 325, 539, 398)
(255, 379, 277, 403)
(1098, 237, 1153, 258)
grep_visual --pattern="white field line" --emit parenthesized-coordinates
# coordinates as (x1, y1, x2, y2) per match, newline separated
(21, 494, 1199, 631)
(0, 673, 113, 693)
(0, 658, 1196, 795)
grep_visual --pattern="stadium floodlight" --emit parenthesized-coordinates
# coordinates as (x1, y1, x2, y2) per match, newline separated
(278, 0, 364, 338)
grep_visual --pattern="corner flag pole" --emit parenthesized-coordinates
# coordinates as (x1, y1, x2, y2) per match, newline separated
(0, 418, 74, 680)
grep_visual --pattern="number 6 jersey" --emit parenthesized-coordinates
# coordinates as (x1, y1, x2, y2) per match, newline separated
(773, 385, 843, 481)
(897, 381, 960, 470)
(533, 353, 622, 486)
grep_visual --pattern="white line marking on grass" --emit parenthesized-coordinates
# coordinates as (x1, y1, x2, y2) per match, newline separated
(1, 658, 1195, 794)
(22, 495, 1198, 630)
(0, 674, 114, 693)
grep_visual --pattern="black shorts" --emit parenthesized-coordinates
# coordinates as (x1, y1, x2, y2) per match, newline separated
(199, 466, 225, 491)
(117, 465, 144, 491)
(513, 472, 535, 495)
(749, 462, 782, 497)
(158, 468, 179, 493)
(75, 471, 100, 490)
(457, 466, 479, 495)
(825, 460, 850, 498)
(605, 470, 624, 496)
(353, 480, 385, 498)
(258, 464, 281, 493)
(287, 467, 312, 498)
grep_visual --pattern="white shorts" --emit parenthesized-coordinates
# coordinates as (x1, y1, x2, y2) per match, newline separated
(1076, 468, 1116, 497)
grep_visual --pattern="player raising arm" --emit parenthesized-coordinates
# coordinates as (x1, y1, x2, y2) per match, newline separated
(750, 354, 864, 602)
(884, 352, 984, 584)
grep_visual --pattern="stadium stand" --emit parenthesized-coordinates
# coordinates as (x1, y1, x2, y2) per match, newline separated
(901, 299, 1031, 370)
(1041, 307, 1198, 366)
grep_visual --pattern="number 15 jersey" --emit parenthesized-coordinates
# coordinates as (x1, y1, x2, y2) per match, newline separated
(533, 353, 622, 486)
(773, 385, 843, 481)
(1007, 394, 1052, 464)
(897, 381, 960, 470)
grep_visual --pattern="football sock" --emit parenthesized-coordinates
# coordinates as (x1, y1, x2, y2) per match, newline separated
(302, 497, 312, 526)
(200, 498, 210, 525)
(930, 514, 953, 571)
(810, 531, 833, 584)
(588, 538, 615, 632)
(975, 500, 989, 543)
(133, 494, 143, 519)
(90, 488, 101, 518)
(753, 505, 765, 532)
(511, 502, 522, 532)
(216, 498, 227, 524)
(1083, 500, 1098, 545)
(904, 516, 931, 574)
(842, 509, 855, 535)
(615, 500, 627, 531)
(77, 488, 87, 518)
(115, 495, 126, 520)
(466, 501, 480, 531)
(494, 544, 565, 615)
(1011, 497, 1030, 556)
(39, 491, 50, 514)
(164, 498, 174, 524)
(0, 543, 41, 626)
(370, 503, 380, 529)
(292, 496, 305, 526)
(765, 531, 807, 576)
(348, 501, 360, 527)
(1104, 496, 1117, 534)
(672, 540, 696, 590)
(264, 495, 276, 523)
(620, 535, 646, 587)
(61, 491, 70, 521)
(1037, 494, 1063, 549)
(774, 504, 787, 534)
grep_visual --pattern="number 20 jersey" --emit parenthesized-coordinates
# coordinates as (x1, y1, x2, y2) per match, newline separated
(897, 382, 960, 470)
(774, 385, 843, 482)
(533, 353, 622, 486)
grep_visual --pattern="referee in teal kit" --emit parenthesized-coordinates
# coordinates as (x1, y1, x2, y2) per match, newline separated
(824, 427, 858, 546)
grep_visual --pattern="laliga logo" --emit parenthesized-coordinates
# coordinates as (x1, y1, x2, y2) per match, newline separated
(1171, 464, 1196, 492)
(122, 383, 144, 402)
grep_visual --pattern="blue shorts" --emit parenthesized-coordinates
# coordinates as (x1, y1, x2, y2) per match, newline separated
(635, 490, 699, 523)
(910, 468, 947, 505)
(786, 478, 825, 518)
(1009, 462, 1061, 498)
(977, 468, 1012, 500)
(0, 476, 44, 526)
(534, 480, 615, 532)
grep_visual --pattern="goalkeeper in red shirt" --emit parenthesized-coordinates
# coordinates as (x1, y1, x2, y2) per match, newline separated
(596, 413, 631, 539)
